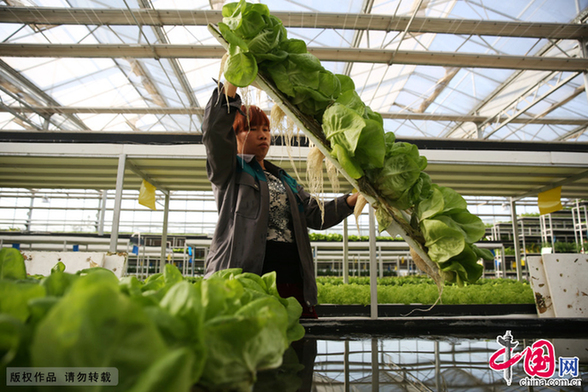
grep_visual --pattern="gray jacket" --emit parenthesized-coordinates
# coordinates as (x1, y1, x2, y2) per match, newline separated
(202, 85, 353, 306)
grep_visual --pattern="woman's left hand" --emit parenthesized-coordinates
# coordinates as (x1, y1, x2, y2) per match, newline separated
(346, 193, 359, 208)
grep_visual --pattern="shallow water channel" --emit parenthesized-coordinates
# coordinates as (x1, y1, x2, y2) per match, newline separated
(254, 334, 588, 392)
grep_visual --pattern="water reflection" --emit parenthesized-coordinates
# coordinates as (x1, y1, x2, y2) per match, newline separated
(257, 336, 588, 392)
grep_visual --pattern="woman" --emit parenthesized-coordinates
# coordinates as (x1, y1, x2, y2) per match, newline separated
(202, 80, 358, 317)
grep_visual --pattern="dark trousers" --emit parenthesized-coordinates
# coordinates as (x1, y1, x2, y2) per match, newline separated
(262, 240, 317, 319)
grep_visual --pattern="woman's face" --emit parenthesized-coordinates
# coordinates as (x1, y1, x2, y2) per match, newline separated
(236, 124, 271, 162)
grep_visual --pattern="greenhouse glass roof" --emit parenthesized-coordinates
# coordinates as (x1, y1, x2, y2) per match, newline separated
(0, 0, 587, 142)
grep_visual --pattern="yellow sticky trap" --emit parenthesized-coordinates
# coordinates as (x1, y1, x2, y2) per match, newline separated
(538, 186, 562, 215)
(139, 179, 157, 210)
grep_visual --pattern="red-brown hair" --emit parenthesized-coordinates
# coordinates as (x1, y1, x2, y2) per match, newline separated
(232, 105, 270, 134)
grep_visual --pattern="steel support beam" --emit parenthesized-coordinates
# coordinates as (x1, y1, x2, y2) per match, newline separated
(341, 0, 374, 77)
(126, 159, 169, 195)
(2, 43, 588, 71)
(481, 72, 581, 139)
(558, 123, 588, 141)
(2, 7, 587, 40)
(443, 8, 588, 139)
(512, 169, 588, 201)
(581, 39, 588, 104)
(4, 106, 587, 125)
(0, 59, 90, 131)
(4, 106, 204, 115)
(535, 85, 585, 118)
(417, 67, 460, 113)
(136, 0, 202, 120)
(0, 101, 42, 131)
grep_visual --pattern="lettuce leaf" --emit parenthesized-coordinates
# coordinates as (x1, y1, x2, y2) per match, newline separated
(444, 211, 486, 244)
(420, 218, 466, 263)
(354, 119, 386, 169)
(323, 103, 366, 154)
(323, 102, 385, 176)
(0, 280, 46, 322)
(220, 0, 286, 87)
(224, 47, 258, 87)
(331, 144, 364, 179)
(438, 185, 468, 214)
(472, 244, 495, 261)
(222, 1, 269, 39)
(439, 244, 484, 286)
(0, 248, 26, 280)
(31, 270, 170, 391)
(336, 74, 355, 93)
(417, 186, 444, 221)
(198, 291, 290, 391)
(373, 153, 422, 200)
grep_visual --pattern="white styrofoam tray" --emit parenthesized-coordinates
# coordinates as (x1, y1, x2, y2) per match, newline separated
(21, 251, 127, 278)
(541, 253, 588, 318)
(527, 256, 555, 317)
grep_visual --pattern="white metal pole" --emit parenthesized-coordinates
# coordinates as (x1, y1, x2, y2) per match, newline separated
(344, 340, 350, 392)
(378, 244, 383, 279)
(371, 338, 379, 392)
(520, 220, 527, 270)
(501, 244, 507, 278)
(549, 214, 555, 250)
(369, 205, 378, 319)
(435, 340, 441, 390)
(109, 153, 126, 253)
(343, 217, 349, 284)
(25, 190, 35, 232)
(98, 190, 107, 236)
(141, 237, 146, 279)
(509, 197, 523, 281)
(160, 191, 170, 273)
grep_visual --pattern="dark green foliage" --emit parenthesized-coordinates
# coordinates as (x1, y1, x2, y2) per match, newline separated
(1, 252, 304, 392)
(316, 277, 534, 305)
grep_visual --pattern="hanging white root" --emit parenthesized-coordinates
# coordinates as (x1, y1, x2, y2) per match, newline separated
(306, 144, 326, 223)
(306, 144, 324, 193)
(325, 158, 340, 195)
(401, 247, 444, 316)
(286, 117, 296, 142)
(270, 105, 286, 134)
(271, 104, 305, 184)
(353, 193, 368, 235)
(218, 53, 230, 109)
(218, 53, 228, 85)
(241, 86, 253, 109)
(409, 247, 443, 291)
(256, 85, 263, 104)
